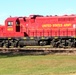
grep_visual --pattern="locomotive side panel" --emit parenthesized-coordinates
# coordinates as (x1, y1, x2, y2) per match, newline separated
(23, 15, 76, 38)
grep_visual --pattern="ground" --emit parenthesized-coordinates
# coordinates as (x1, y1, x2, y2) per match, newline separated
(0, 54, 76, 75)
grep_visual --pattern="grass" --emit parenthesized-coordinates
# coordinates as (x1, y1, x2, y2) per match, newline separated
(0, 55, 76, 75)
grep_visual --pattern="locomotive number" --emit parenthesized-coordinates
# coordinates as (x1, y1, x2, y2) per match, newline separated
(7, 28, 13, 31)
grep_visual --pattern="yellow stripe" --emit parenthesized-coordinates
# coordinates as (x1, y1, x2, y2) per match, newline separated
(23, 37, 27, 39)
(8, 38, 11, 39)
(30, 37, 34, 39)
(41, 37, 45, 39)
(54, 37, 58, 39)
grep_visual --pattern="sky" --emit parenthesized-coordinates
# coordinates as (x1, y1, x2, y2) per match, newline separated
(0, 0, 76, 24)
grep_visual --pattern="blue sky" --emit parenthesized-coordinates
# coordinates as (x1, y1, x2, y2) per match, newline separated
(0, 0, 76, 24)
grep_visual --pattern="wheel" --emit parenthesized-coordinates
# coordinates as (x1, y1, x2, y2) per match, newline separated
(13, 42, 18, 47)
(5, 43, 9, 48)
(2, 43, 9, 48)
(18, 41, 24, 48)
(58, 43, 65, 48)
(0, 43, 4, 47)
(39, 41, 47, 46)
(18, 44, 24, 48)
(67, 42, 75, 48)
(13, 40, 19, 48)
(51, 42, 55, 47)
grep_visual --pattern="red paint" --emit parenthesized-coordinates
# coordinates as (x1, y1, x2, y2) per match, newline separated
(0, 15, 76, 37)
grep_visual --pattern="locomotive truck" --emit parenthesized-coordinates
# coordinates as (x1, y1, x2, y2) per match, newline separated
(0, 14, 76, 48)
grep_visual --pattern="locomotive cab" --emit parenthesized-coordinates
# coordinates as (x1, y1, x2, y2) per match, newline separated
(4, 17, 25, 37)
(5, 17, 20, 32)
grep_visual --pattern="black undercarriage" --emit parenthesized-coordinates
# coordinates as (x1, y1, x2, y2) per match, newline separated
(0, 36, 76, 48)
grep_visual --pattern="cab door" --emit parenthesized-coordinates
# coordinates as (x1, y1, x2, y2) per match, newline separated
(16, 19, 20, 32)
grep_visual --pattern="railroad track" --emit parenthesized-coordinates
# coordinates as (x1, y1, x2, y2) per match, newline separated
(0, 46, 76, 55)
(0, 45, 75, 50)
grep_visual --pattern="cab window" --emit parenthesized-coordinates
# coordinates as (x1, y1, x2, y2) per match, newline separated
(16, 20, 20, 25)
(8, 21, 13, 26)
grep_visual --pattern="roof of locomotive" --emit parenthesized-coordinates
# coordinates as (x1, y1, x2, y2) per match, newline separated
(5, 14, 76, 22)
(35, 14, 76, 18)
(5, 17, 18, 21)
(32, 15, 76, 22)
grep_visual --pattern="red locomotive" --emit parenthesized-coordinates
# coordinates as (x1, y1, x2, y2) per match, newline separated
(0, 14, 76, 48)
